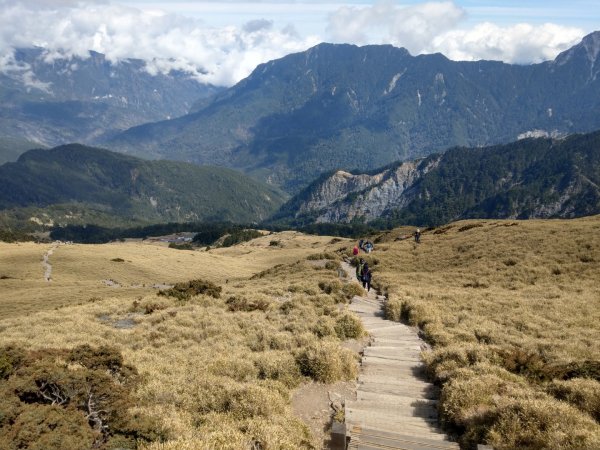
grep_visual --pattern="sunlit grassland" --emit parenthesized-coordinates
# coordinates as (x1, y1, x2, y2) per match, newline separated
(374, 216, 600, 449)
(0, 231, 333, 319)
(0, 232, 361, 449)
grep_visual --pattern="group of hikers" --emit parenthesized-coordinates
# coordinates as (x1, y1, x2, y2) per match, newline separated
(353, 239, 374, 255)
(350, 228, 423, 293)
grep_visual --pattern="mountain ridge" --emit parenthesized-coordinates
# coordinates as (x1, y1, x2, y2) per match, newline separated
(0, 144, 286, 227)
(106, 32, 600, 193)
(270, 130, 600, 227)
(0, 48, 220, 151)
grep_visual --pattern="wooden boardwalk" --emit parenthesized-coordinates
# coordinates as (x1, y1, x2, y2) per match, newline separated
(341, 262, 459, 450)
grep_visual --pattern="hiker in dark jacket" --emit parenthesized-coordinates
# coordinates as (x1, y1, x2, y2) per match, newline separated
(414, 228, 421, 244)
(361, 263, 372, 292)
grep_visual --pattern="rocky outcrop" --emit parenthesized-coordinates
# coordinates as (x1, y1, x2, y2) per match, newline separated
(274, 131, 600, 226)
(313, 159, 438, 223)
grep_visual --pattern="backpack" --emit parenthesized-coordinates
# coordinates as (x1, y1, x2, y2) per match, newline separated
(356, 262, 364, 279)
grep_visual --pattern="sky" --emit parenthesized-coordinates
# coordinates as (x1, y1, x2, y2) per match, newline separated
(0, 0, 598, 86)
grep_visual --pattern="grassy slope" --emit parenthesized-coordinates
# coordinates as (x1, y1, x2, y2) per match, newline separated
(1, 218, 599, 448)
(372, 216, 600, 448)
(0, 232, 362, 449)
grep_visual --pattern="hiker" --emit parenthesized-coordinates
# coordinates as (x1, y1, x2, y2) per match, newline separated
(414, 228, 421, 244)
(361, 263, 372, 292)
(364, 241, 373, 253)
(352, 245, 359, 256)
(356, 258, 365, 281)
(358, 239, 364, 252)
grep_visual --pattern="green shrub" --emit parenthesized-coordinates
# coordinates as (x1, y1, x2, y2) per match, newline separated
(222, 229, 262, 247)
(158, 279, 221, 300)
(0, 345, 165, 449)
(334, 314, 365, 340)
(168, 242, 194, 250)
(226, 295, 271, 312)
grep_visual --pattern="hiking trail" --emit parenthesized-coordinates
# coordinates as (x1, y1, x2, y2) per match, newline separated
(42, 242, 60, 282)
(339, 260, 459, 449)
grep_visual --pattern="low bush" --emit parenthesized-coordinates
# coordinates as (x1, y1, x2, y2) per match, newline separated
(306, 252, 337, 261)
(334, 314, 365, 340)
(295, 341, 358, 383)
(168, 242, 194, 250)
(221, 229, 262, 247)
(384, 297, 403, 322)
(0, 345, 165, 450)
(225, 295, 271, 312)
(312, 317, 336, 338)
(254, 352, 303, 388)
(318, 280, 342, 295)
(487, 397, 600, 450)
(547, 378, 600, 421)
(340, 283, 365, 301)
(158, 279, 221, 301)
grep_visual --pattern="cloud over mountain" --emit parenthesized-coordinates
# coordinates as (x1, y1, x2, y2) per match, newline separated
(0, 1, 589, 86)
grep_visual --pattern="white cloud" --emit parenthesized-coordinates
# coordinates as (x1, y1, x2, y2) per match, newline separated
(327, 1, 585, 64)
(0, 1, 320, 86)
(327, 1, 466, 51)
(429, 22, 585, 64)
(0, 0, 591, 87)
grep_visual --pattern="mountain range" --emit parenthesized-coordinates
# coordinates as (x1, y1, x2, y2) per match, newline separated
(0, 48, 219, 154)
(0, 144, 285, 228)
(271, 130, 600, 227)
(106, 32, 600, 193)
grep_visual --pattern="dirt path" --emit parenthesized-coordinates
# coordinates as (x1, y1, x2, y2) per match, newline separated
(42, 242, 60, 282)
(340, 261, 459, 449)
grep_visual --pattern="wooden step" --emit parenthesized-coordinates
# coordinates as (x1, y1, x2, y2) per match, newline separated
(348, 426, 459, 449)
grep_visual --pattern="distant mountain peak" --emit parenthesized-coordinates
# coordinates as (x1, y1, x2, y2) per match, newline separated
(554, 31, 600, 67)
(582, 31, 600, 64)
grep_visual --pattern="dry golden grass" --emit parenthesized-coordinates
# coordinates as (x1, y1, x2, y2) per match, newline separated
(0, 232, 334, 320)
(374, 216, 600, 448)
(3, 218, 599, 448)
(0, 231, 357, 448)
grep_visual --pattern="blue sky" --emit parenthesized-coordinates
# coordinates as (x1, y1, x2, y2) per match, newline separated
(1, 1, 598, 85)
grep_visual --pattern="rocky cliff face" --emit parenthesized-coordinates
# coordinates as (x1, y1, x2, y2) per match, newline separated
(307, 159, 439, 223)
(273, 131, 600, 226)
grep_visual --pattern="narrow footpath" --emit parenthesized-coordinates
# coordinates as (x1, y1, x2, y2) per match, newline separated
(341, 261, 459, 450)
(42, 242, 60, 282)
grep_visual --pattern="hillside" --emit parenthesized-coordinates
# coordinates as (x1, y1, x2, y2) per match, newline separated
(0, 48, 220, 148)
(0, 144, 286, 227)
(0, 218, 598, 449)
(272, 131, 600, 226)
(107, 32, 600, 192)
